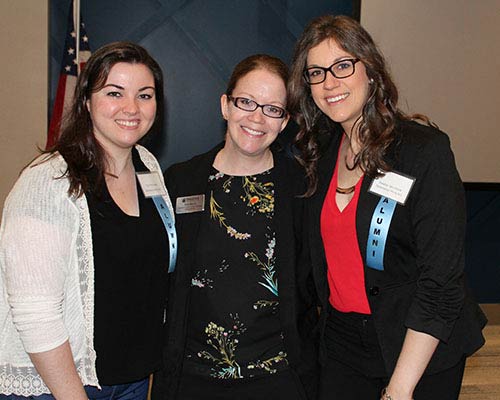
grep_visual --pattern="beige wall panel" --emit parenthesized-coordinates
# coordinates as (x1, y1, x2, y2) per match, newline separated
(361, 0, 500, 182)
(0, 0, 48, 212)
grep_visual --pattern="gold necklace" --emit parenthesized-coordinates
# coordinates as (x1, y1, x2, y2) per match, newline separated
(336, 185, 355, 194)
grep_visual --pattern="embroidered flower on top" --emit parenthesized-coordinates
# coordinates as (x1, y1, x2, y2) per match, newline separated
(208, 171, 225, 181)
(245, 233, 278, 297)
(197, 314, 288, 379)
(191, 269, 214, 289)
(209, 190, 251, 240)
(197, 314, 247, 379)
(240, 175, 274, 216)
(247, 351, 288, 374)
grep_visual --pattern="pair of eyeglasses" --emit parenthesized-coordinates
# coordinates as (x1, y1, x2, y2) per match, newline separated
(303, 58, 360, 85)
(228, 96, 287, 119)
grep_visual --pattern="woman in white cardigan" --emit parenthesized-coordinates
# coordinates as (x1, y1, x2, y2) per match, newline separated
(0, 42, 174, 400)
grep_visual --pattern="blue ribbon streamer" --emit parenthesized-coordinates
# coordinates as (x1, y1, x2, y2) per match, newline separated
(366, 196, 397, 271)
(152, 196, 177, 273)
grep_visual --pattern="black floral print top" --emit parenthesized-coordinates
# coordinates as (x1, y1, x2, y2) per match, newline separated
(183, 167, 289, 379)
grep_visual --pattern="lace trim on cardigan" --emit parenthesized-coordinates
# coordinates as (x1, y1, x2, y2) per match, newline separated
(75, 194, 99, 387)
(0, 364, 90, 396)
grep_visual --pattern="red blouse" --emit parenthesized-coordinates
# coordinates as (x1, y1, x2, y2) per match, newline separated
(320, 146, 371, 314)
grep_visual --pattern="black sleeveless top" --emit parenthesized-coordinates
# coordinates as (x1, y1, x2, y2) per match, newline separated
(87, 149, 169, 384)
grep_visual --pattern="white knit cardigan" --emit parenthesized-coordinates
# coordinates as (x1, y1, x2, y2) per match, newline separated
(0, 145, 173, 396)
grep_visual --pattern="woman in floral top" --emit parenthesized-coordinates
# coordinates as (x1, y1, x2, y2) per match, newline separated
(152, 55, 318, 400)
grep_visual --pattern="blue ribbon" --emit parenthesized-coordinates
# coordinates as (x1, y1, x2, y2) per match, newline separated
(366, 196, 397, 271)
(152, 196, 177, 273)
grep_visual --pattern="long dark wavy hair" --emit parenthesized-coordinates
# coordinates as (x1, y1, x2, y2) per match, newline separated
(288, 15, 426, 196)
(47, 41, 164, 198)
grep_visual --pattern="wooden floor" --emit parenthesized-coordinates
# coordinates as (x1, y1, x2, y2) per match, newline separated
(459, 304, 500, 400)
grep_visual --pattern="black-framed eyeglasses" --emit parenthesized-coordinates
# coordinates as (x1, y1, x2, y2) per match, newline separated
(228, 96, 287, 119)
(303, 58, 360, 85)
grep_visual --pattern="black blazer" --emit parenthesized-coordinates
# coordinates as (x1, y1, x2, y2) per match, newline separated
(152, 142, 318, 399)
(307, 120, 486, 375)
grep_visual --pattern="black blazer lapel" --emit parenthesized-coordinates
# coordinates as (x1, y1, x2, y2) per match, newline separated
(168, 144, 223, 277)
(272, 151, 293, 284)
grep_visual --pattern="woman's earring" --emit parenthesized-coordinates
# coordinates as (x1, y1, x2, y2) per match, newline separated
(369, 78, 374, 84)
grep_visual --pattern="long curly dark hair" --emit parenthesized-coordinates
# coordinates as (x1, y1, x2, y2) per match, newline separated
(47, 41, 164, 198)
(288, 15, 422, 196)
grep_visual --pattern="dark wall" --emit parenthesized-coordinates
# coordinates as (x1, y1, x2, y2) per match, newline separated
(464, 185, 500, 303)
(49, 0, 360, 168)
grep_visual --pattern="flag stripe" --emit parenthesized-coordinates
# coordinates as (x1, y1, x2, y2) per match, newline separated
(46, 1, 91, 149)
(47, 75, 67, 149)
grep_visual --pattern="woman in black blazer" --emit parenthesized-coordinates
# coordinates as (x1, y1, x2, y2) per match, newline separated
(287, 15, 486, 400)
(152, 55, 318, 400)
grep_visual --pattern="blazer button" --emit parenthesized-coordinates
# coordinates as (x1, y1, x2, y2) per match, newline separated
(369, 286, 380, 296)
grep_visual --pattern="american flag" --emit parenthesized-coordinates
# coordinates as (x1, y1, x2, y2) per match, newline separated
(46, 1, 91, 149)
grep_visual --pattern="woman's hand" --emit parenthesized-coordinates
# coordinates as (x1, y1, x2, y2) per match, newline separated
(380, 386, 413, 400)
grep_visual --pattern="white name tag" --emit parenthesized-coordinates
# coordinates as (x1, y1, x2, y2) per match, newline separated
(136, 172, 167, 198)
(176, 194, 205, 214)
(368, 170, 415, 205)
